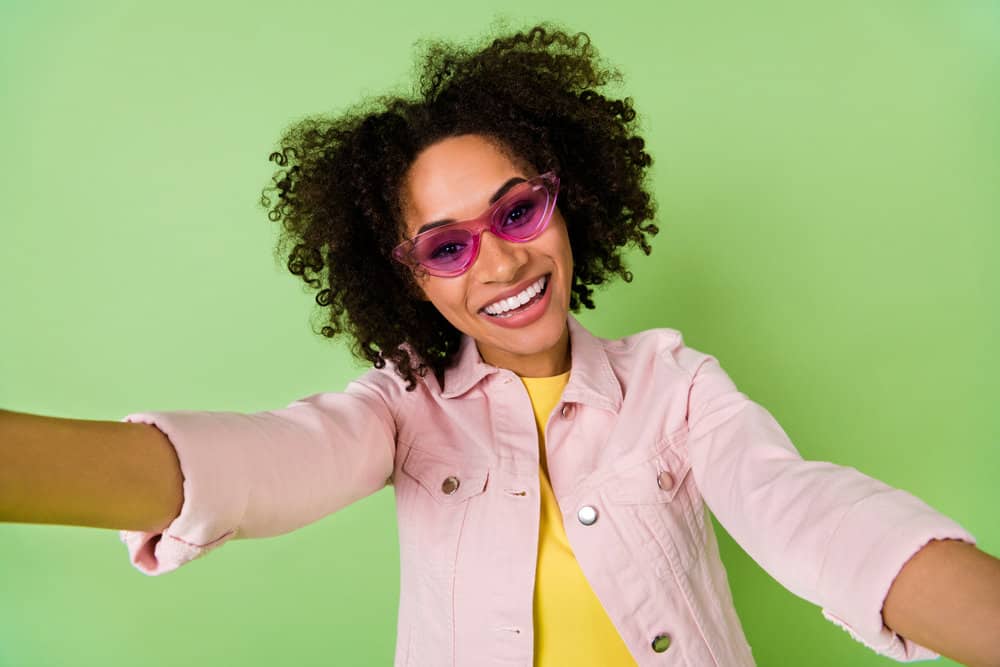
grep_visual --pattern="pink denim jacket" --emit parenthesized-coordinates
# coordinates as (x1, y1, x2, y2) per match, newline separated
(120, 316, 975, 666)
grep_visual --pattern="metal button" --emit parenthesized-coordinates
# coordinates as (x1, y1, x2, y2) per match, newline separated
(651, 633, 672, 653)
(656, 471, 675, 492)
(560, 403, 575, 419)
(441, 476, 460, 495)
(577, 505, 598, 525)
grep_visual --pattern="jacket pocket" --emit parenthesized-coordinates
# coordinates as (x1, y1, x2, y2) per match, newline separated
(400, 445, 490, 505)
(396, 445, 490, 558)
(602, 429, 707, 574)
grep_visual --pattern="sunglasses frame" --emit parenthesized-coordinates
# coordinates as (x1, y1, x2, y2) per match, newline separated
(392, 171, 560, 278)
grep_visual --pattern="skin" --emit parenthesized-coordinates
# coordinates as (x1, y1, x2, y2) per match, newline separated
(400, 134, 575, 378)
(881, 538, 1000, 667)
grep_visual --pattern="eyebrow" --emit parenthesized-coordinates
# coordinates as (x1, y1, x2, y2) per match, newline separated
(414, 176, 527, 236)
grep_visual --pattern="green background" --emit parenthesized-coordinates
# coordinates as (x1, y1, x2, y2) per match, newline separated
(2, 1, 997, 665)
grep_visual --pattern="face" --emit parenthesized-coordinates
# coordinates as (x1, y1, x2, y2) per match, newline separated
(399, 134, 574, 377)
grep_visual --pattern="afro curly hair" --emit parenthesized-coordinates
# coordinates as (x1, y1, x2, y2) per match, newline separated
(262, 24, 658, 391)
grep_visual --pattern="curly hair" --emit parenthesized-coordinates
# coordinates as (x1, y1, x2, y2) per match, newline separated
(261, 24, 658, 391)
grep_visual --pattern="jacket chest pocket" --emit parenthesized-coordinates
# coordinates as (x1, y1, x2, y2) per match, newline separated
(395, 445, 490, 578)
(601, 432, 707, 575)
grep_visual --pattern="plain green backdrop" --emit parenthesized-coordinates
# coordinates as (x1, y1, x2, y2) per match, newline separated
(1, 1, 997, 666)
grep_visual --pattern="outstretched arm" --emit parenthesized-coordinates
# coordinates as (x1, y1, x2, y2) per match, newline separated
(0, 409, 183, 532)
(678, 347, 984, 662)
(883, 538, 1000, 667)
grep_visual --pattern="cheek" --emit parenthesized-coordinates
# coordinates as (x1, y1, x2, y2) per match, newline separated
(548, 213, 572, 256)
(420, 277, 470, 315)
(553, 223, 574, 272)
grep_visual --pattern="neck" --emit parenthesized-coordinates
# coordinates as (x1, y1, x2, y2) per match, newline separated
(477, 325, 571, 378)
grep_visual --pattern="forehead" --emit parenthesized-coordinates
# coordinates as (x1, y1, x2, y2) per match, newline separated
(401, 135, 531, 236)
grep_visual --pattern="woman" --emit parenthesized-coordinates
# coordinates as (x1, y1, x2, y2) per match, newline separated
(2, 25, 999, 667)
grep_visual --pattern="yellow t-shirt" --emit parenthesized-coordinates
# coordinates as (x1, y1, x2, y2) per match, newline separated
(519, 372, 637, 667)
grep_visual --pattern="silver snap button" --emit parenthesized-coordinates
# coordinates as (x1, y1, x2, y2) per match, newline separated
(651, 633, 672, 653)
(656, 471, 675, 492)
(560, 403, 575, 419)
(577, 505, 598, 525)
(441, 476, 460, 495)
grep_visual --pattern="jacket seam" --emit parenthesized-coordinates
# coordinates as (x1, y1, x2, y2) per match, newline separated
(670, 554, 721, 666)
(450, 496, 472, 667)
(355, 374, 404, 432)
(163, 529, 235, 549)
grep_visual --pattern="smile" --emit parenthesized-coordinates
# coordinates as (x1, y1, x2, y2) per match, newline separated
(482, 275, 548, 317)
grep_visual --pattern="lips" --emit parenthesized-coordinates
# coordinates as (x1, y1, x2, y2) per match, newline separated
(476, 271, 554, 329)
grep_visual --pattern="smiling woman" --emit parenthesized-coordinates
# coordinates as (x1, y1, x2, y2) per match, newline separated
(3, 17, 1000, 667)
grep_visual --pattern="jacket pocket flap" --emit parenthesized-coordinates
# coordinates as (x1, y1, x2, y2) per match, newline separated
(604, 437, 691, 505)
(401, 446, 490, 505)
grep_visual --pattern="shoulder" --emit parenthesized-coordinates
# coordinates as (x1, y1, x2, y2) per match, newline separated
(598, 325, 718, 380)
(346, 356, 440, 414)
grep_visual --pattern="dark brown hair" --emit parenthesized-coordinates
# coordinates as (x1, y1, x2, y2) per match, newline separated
(262, 24, 658, 390)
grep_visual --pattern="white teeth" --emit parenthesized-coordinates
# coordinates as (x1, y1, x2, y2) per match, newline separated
(483, 275, 548, 316)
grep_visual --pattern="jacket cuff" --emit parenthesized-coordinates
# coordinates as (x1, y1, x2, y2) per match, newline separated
(119, 527, 236, 576)
(817, 488, 976, 661)
(118, 411, 250, 575)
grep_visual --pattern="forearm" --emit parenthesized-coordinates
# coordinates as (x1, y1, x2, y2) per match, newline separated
(0, 409, 183, 532)
(883, 538, 1000, 667)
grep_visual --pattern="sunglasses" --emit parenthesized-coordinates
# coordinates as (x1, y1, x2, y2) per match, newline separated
(392, 171, 560, 278)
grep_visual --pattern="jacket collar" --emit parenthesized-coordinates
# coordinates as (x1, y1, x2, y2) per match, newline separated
(440, 315, 623, 413)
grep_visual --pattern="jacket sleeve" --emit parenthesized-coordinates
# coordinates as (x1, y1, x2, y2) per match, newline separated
(118, 369, 399, 576)
(680, 350, 976, 662)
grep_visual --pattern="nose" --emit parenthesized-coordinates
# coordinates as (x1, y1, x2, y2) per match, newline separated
(473, 229, 528, 283)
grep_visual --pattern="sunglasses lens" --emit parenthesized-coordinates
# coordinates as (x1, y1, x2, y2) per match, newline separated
(494, 186, 549, 240)
(412, 228, 475, 274)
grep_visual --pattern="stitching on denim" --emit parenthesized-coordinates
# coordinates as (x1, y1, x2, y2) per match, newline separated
(164, 529, 234, 548)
